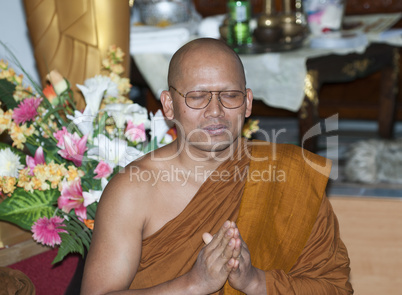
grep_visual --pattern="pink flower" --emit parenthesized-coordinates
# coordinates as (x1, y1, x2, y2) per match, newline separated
(12, 97, 42, 124)
(58, 178, 87, 219)
(55, 129, 88, 167)
(125, 121, 146, 143)
(32, 216, 67, 247)
(53, 127, 69, 148)
(26, 146, 46, 175)
(93, 161, 112, 179)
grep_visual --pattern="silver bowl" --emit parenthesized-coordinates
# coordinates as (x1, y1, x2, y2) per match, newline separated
(136, 0, 191, 26)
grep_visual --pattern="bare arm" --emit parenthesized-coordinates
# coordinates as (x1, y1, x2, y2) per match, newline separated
(81, 171, 145, 294)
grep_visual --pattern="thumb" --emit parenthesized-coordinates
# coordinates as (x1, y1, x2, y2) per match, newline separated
(202, 232, 213, 244)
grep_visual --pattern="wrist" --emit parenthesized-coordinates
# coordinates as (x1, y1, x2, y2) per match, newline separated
(181, 272, 205, 295)
(243, 268, 266, 295)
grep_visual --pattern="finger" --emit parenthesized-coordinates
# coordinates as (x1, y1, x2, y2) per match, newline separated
(219, 237, 236, 262)
(207, 220, 232, 248)
(233, 226, 240, 239)
(223, 258, 237, 274)
(233, 228, 250, 253)
(202, 232, 213, 245)
(232, 238, 242, 259)
(232, 259, 240, 270)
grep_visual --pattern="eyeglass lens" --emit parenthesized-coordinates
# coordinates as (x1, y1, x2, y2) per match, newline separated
(186, 91, 245, 109)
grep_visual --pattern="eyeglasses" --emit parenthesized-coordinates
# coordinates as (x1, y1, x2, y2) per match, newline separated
(169, 86, 246, 110)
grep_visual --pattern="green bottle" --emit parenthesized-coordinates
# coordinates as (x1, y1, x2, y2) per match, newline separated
(227, 0, 252, 46)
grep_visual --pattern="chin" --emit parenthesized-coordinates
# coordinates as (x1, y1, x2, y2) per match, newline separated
(189, 134, 240, 154)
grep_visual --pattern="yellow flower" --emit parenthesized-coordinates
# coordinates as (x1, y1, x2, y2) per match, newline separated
(113, 46, 125, 61)
(14, 74, 23, 85)
(0, 176, 17, 196)
(8, 123, 35, 150)
(35, 163, 56, 188)
(110, 64, 124, 75)
(9, 123, 27, 149)
(17, 169, 35, 193)
(109, 72, 131, 96)
(0, 59, 8, 70)
(33, 164, 48, 181)
(32, 176, 50, 191)
(47, 162, 67, 188)
(18, 168, 31, 182)
(66, 166, 84, 182)
(102, 58, 111, 69)
(0, 67, 14, 80)
(102, 45, 125, 75)
(0, 109, 13, 133)
(242, 119, 260, 139)
(14, 84, 33, 101)
(108, 44, 124, 62)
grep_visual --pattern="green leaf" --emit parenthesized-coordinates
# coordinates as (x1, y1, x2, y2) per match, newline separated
(0, 78, 17, 109)
(52, 216, 92, 264)
(143, 137, 158, 154)
(95, 112, 108, 138)
(0, 41, 43, 96)
(86, 203, 97, 219)
(0, 188, 59, 230)
(25, 139, 64, 165)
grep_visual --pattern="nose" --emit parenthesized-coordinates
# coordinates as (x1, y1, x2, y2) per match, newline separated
(204, 93, 225, 118)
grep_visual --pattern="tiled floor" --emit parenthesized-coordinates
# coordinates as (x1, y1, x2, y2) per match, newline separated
(251, 115, 402, 198)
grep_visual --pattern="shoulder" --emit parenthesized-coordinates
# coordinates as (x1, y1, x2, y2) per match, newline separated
(101, 153, 158, 203)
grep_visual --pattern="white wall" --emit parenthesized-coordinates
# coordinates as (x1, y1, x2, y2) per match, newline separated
(0, 0, 40, 84)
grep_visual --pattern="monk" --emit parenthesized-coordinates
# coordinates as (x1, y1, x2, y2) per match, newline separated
(81, 38, 353, 294)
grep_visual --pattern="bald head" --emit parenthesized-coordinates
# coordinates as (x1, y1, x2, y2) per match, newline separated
(167, 38, 246, 88)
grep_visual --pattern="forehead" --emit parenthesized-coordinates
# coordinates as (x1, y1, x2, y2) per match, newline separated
(178, 48, 245, 89)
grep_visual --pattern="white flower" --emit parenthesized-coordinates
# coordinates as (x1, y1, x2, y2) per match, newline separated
(77, 75, 118, 115)
(88, 134, 144, 168)
(0, 148, 24, 177)
(161, 133, 174, 145)
(150, 110, 172, 147)
(66, 107, 94, 138)
(103, 103, 151, 129)
(83, 178, 108, 207)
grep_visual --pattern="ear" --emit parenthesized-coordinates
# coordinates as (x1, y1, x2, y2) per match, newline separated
(160, 90, 174, 120)
(245, 88, 253, 118)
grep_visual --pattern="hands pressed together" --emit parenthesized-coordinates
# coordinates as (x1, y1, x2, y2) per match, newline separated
(187, 221, 266, 295)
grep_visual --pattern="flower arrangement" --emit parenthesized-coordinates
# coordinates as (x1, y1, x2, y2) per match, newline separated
(0, 42, 259, 265)
(0, 43, 173, 263)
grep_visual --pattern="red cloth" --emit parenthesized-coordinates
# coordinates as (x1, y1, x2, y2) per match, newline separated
(7, 248, 79, 295)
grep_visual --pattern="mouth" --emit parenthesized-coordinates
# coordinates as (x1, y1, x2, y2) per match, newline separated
(202, 124, 229, 136)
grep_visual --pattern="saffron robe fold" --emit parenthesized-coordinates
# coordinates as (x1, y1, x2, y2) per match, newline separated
(130, 140, 353, 294)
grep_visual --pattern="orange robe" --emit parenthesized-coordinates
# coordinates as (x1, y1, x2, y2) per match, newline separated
(130, 140, 353, 294)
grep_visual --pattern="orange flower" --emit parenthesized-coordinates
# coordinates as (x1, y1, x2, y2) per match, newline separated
(84, 219, 94, 230)
(46, 70, 68, 95)
(167, 126, 177, 141)
(43, 84, 57, 103)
